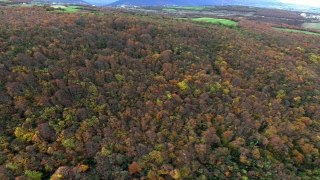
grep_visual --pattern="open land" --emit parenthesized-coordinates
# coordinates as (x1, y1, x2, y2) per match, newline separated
(129, 5, 320, 34)
(52, 5, 82, 12)
(273, 27, 320, 36)
(302, 22, 320, 29)
(178, 17, 238, 25)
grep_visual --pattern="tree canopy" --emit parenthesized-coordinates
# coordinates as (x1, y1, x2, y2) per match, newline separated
(0, 5, 320, 179)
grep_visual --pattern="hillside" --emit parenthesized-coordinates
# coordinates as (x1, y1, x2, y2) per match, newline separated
(4, 0, 88, 5)
(39, 0, 87, 4)
(0, 5, 320, 180)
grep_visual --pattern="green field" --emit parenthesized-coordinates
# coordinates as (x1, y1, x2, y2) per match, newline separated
(273, 27, 320, 36)
(162, 8, 176, 11)
(53, 5, 82, 12)
(170, 6, 205, 11)
(179, 17, 237, 25)
(302, 23, 320, 29)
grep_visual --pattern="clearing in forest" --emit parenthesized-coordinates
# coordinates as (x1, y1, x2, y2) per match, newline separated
(302, 22, 320, 29)
(179, 17, 237, 25)
(168, 6, 206, 11)
(52, 5, 82, 12)
(273, 27, 320, 36)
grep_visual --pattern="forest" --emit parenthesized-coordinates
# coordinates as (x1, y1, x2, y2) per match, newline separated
(0, 5, 320, 180)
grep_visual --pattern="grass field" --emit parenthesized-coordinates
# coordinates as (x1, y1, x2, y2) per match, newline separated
(162, 8, 176, 11)
(171, 6, 205, 11)
(273, 27, 320, 36)
(302, 23, 320, 29)
(179, 17, 237, 25)
(53, 5, 82, 12)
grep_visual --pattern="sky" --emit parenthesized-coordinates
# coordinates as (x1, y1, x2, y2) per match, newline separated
(279, 0, 320, 7)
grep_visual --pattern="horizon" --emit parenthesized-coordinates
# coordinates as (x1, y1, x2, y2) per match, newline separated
(85, 0, 320, 7)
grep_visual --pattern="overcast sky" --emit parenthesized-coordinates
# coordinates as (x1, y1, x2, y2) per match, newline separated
(279, 0, 320, 6)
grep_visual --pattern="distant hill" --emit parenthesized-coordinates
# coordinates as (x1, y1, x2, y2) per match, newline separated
(33, 0, 88, 4)
(108, 0, 214, 6)
(108, 0, 283, 6)
(83, 0, 111, 5)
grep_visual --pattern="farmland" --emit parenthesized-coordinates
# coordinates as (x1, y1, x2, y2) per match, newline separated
(179, 17, 238, 25)
(302, 22, 320, 29)
(52, 5, 82, 12)
(273, 27, 320, 36)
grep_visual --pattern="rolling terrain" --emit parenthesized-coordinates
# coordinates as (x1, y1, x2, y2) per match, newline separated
(0, 4, 320, 180)
(129, 5, 320, 31)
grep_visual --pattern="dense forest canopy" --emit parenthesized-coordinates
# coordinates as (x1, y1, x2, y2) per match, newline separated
(0, 5, 320, 179)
